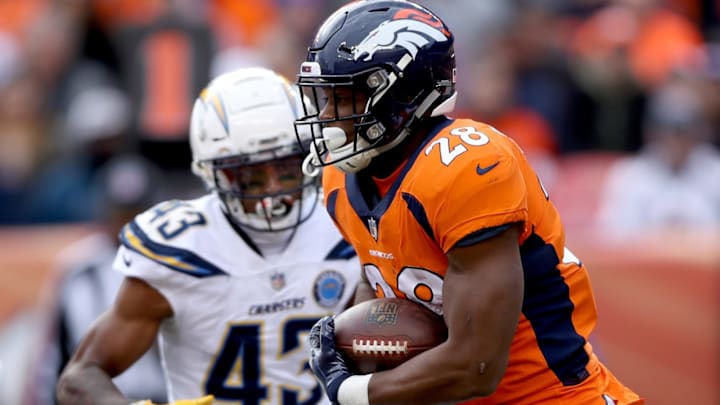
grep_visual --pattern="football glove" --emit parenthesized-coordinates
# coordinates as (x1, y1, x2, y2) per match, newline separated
(132, 395, 214, 405)
(308, 316, 353, 404)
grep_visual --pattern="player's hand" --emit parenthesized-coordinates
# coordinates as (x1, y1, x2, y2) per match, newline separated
(132, 395, 214, 405)
(308, 316, 352, 404)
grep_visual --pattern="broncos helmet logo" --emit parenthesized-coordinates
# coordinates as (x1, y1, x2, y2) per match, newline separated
(352, 19, 448, 62)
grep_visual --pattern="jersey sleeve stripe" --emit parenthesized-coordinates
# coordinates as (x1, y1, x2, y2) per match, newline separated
(120, 221, 228, 278)
(454, 223, 514, 248)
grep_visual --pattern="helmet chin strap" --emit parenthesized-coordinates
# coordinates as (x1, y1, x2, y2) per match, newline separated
(302, 142, 323, 177)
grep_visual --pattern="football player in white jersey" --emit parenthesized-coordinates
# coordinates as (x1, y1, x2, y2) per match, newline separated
(57, 67, 362, 405)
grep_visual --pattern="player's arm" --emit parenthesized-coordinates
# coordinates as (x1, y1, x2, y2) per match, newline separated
(56, 276, 172, 405)
(309, 224, 524, 405)
(367, 224, 524, 404)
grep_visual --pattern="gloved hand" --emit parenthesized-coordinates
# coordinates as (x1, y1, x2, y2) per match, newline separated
(308, 316, 353, 404)
(132, 395, 215, 405)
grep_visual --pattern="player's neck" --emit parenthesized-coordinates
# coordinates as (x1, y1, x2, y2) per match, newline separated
(242, 226, 294, 258)
(365, 119, 442, 178)
(223, 210, 294, 258)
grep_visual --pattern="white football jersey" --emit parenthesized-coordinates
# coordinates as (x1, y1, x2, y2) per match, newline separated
(114, 194, 361, 404)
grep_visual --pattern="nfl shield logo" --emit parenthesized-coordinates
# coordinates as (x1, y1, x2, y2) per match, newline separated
(270, 272, 285, 290)
(367, 301, 399, 325)
(368, 217, 378, 241)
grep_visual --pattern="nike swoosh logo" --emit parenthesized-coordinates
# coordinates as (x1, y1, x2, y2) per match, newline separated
(476, 161, 500, 175)
(122, 252, 132, 267)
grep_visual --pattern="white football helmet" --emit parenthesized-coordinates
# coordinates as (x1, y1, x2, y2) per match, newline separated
(190, 67, 318, 232)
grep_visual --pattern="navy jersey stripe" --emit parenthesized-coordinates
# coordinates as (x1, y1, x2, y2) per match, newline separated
(326, 189, 339, 224)
(520, 233, 590, 386)
(120, 221, 227, 278)
(401, 192, 435, 241)
(454, 223, 513, 248)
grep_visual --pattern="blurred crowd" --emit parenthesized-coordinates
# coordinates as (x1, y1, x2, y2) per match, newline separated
(0, 0, 719, 230)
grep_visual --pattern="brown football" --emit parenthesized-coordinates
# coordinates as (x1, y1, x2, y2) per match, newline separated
(333, 298, 447, 374)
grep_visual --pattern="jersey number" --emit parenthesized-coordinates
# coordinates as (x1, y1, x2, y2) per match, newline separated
(149, 200, 207, 239)
(364, 264, 443, 315)
(205, 318, 322, 405)
(424, 126, 490, 166)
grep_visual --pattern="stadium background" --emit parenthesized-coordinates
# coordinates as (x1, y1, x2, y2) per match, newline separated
(0, 0, 718, 404)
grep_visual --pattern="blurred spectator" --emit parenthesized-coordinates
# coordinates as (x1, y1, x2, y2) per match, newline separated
(568, 0, 705, 152)
(27, 154, 168, 404)
(573, 0, 705, 90)
(0, 0, 48, 41)
(0, 73, 48, 224)
(412, 0, 515, 57)
(208, 0, 279, 49)
(111, 0, 213, 172)
(596, 75, 720, 233)
(0, 32, 21, 87)
(23, 85, 132, 223)
(688, 42, 720, 146)
(20, 2, 92, 115)
(455, 44, 559, 187)
(503, 2, 584, 154)
(256, 0, 335, 80)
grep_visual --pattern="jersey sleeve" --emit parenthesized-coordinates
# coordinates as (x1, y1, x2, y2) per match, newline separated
(428, 126, 529, 253)
(113, 200, 228, 316)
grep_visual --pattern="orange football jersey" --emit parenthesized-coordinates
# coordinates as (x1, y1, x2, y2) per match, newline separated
(323, 118, 642, 404)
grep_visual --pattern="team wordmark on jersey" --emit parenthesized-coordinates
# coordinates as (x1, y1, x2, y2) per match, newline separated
(248, 297, 306, 316)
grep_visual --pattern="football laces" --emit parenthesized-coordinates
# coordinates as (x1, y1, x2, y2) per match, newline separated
(352, 339, 408, 356)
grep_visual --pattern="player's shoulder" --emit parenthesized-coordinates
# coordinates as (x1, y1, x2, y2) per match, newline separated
(414, 117, 520, 178)
(121, 194, 226, 256)
(429, 118, 518, 157)
(118, 194, 232, 278)
(131, 194, 219, 235)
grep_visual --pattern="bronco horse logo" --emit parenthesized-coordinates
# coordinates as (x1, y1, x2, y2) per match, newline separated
(352, 18, 449, 62)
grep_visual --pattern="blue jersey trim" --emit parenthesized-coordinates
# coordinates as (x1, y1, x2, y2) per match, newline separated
(326, 189, 339, 224)
(454, 223, 513, 248)
(520, 233, 590, 386)
(401, 192, 435, 241)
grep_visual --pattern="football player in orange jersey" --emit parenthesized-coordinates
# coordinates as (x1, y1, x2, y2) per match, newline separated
(294, 1, 644, 404)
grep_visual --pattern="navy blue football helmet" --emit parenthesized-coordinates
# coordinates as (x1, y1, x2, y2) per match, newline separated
(294, 0, 457, 175)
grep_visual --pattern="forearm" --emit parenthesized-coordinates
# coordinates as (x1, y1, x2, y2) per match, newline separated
(366, 340, 501, 405)
(57, 362, 129, 405)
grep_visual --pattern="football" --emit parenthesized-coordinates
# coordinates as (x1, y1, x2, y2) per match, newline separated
(333, 298, 447, 374)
